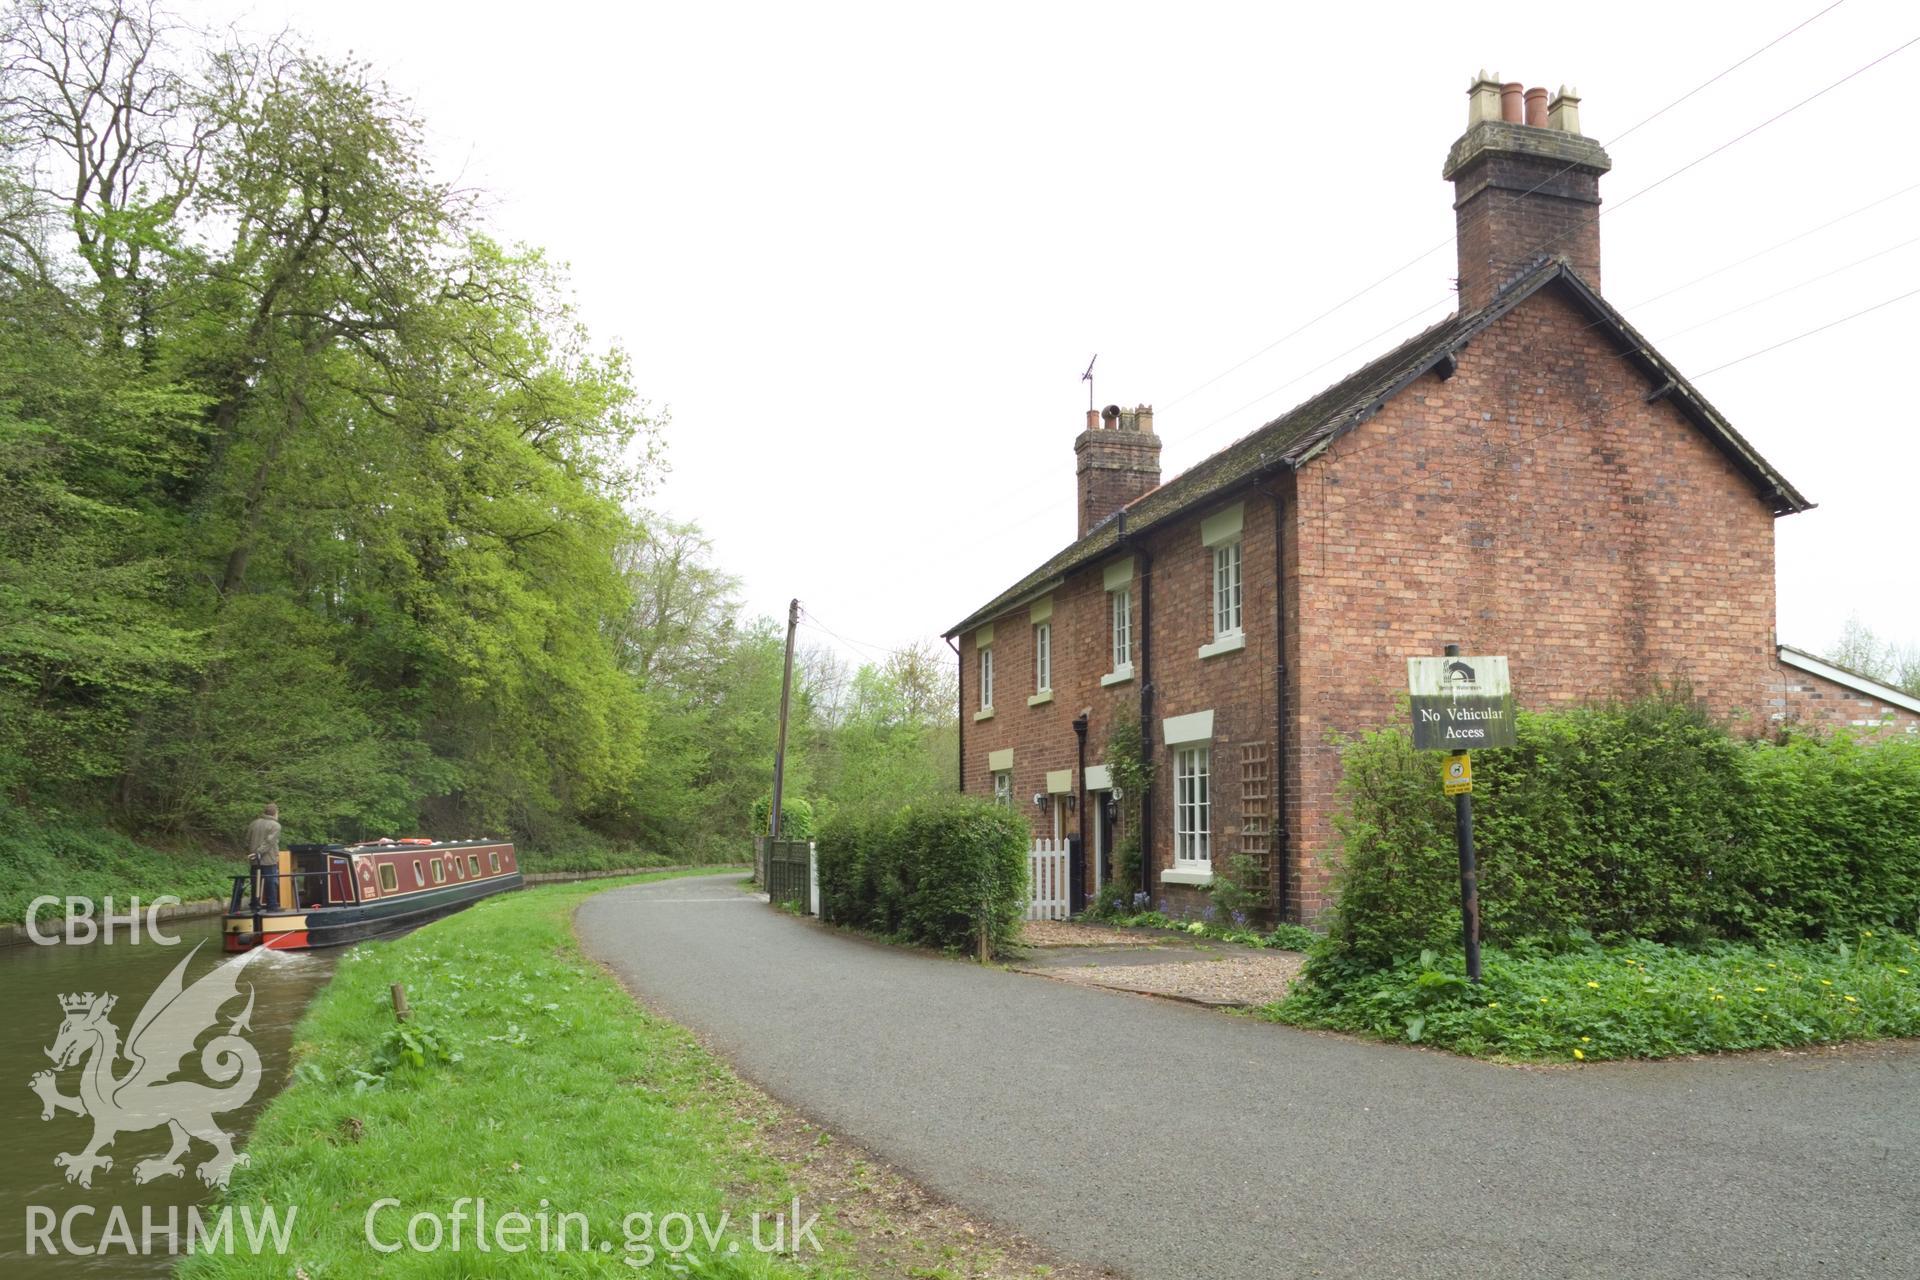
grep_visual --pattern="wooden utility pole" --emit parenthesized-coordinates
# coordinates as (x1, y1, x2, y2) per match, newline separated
(770, 598, 799, 838)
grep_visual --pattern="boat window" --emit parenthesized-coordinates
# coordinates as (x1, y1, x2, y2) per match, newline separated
(489, 852, 500, 872)
(451, 855, 463, 879)
(469, 854, 483, 876)
(412, 859, 424, 886)
(431, 859, 445, 884)
(378, 863, 398, 892)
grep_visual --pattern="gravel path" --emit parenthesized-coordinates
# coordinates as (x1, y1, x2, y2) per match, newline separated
(1020, 919, 1157, 948)
(578, 873, 1920, 1280)
(1038, 951, 1303, 1005)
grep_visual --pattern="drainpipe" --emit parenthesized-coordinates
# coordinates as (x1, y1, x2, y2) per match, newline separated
(1269, 485, 1292, 922)
(1135, 540, 1154, 901)
(1072, 714, 1089, 910)
(946, 634, 963, 793)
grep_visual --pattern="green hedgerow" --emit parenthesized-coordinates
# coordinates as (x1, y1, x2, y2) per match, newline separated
(816, 797, 1028, 957)
(1320, 697, 1920, 971)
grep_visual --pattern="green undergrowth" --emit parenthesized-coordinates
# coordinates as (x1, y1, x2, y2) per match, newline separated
(1266, 930, 1920, 1061)
(514, 844, 678, 874)
(181, 873, 861, 1277)
(0, 805, 719, 924)
(0, 809, 240, 923)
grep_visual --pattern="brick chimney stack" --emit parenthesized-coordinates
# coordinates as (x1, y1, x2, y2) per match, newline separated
(1075, 403, 1161, 537)
(1443, 72, 1612, 311)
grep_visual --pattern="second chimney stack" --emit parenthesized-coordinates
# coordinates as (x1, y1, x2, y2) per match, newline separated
(1443, 70, 1612, 310)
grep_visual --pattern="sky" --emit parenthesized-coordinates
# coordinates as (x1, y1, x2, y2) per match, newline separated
(218, 0, 1920, 670)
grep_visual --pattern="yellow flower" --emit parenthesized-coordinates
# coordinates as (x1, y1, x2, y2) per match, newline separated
(1539, 997, 1549, 1003)
(1864, 930, 1874, 938)
(1820, 979, 1833, 986)
(1843, 995, 1857, 1003)
(1586, 981, 1600, 989)
(1573, 1049, 1585, 1060)
(1581, 1036, 1591, 1043)
(1898, 968, 1910, 975)
(1766, 962, 1777, 968)
(1487, 1002, 1500, 1009)
(1713, 994, 1725, 1001)
(1753, 987, 1767, 993)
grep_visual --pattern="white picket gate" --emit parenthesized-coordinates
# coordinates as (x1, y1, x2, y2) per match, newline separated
(1026, 838, 1071, 921)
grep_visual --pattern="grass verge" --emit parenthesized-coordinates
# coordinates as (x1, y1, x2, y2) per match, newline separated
(1263, 930, 1920, 1062)
(180, 872, 854, 1278)
(0, 810, 239, 924)
(181, 873, 1086, 1279)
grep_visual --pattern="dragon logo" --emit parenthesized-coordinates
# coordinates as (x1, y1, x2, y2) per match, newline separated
(29, 941, 263, 1189)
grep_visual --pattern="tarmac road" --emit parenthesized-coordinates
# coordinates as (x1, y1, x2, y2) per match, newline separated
(576, 874, 1920, 1280)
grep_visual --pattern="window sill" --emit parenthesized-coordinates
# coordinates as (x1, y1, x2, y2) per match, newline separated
(1161, 867, 1214, 887)
(1100, 665, 1135, 688)
(973, 707, 995, 722)
(1197, 632, 1245, 660)
(1027, 690, 1053, 707)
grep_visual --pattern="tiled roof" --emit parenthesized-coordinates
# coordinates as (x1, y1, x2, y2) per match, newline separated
(946, 259, 1811, 637)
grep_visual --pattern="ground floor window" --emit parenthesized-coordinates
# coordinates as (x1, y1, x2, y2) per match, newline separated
(993, 770, 1012, 809)
(1174, 746, 1211, 868)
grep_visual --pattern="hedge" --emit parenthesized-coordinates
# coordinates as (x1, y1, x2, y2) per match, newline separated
(1322, 697, 1920, 972)
(815, 798, 1029, 956)
(749, 794, 815, 840)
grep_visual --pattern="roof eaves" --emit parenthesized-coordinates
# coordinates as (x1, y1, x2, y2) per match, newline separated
(1547, 268, 1814, 516)
(1778, 645, 1920, 716)
(945, 258, 1812, 637)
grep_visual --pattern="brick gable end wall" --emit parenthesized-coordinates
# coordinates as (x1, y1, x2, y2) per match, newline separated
(1282, 282, 1781, 917)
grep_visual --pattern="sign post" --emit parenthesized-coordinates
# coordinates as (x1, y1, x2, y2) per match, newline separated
(1407, 644, 1516, 983)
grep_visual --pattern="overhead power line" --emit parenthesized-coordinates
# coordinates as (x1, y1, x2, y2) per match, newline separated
(937, 11, 1904, 561)
(1655, 232, 1920, 341)
(1334, 282, 1920, 516)
(1155, 0, 1854, 414)
(1626, 177, 1920, 310)
(1156, 33, 1920, 457)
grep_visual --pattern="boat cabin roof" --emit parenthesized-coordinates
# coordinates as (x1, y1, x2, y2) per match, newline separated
(291, 838, 512, 857)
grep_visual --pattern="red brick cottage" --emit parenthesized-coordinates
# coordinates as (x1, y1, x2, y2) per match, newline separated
(944, 77, 1917, 922)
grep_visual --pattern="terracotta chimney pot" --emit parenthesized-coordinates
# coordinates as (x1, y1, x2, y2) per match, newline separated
(1445, 77, 1612, 308)
(1501, 82, 1525, 123)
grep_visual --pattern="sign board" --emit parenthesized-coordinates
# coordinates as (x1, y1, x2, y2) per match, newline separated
(1442, 754, 1473, 795)
(1408, 655, 1517, 750)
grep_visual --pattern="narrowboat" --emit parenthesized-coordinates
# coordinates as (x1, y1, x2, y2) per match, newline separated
(223, 837, 523, 952)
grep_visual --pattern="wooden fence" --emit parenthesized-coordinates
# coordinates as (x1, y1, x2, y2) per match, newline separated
(1026, 838, 1071, 921)
(761, 838, 816, 913)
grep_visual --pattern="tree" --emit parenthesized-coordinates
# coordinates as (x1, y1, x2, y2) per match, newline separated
(0, 3, 668, 850)
(809, 641, 957, 819)
(0, 0, 218, 343)
(1827, 616, 1920, 698)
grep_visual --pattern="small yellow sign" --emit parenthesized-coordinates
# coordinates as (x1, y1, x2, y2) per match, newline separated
(1443, 753, 1473, 796)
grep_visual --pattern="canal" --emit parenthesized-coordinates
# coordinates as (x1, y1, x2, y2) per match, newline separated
(1, 918, 336, 1277)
